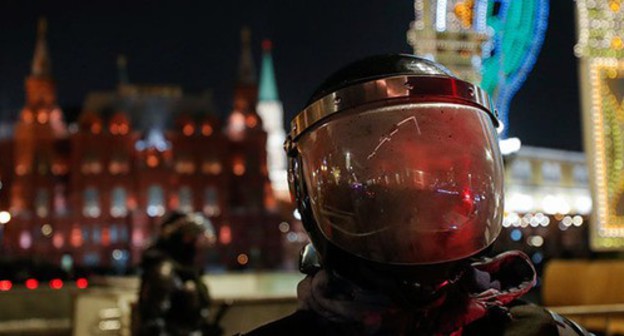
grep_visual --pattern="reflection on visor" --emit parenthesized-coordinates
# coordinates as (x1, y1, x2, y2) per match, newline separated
(299, 103, 503, 265)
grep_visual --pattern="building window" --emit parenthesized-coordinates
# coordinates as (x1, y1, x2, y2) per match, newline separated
(53, 233, 64, 249)
(203, 186, 220, 217)
(201, 123, 213, 136)
(92, 225, 101, 244)
(511, 159, 532, 182)
(233, 156, 246, 176)
(83, 187, 101, 218)
(82, 227, 90, 244)
(19, 230, 32, 249)
(175, 157, 196, 174)
(35, 188, 49, 218)
(110, 225, 119, 244)
(35, 152, 49, 175)
(147, 185, 165, 217)
(178, 186, 193, 213)
(54, 184, 68, 215)
(573, 164, 589, 184)
(219, 225, 231, 245)
(71, 227, 83, 247)
(182, 123, 195, 136)
(110, 187, 128, 217)
(81, 153, 103, 175)
(120, 225, 129, 243)
(542, 161, 562, 183)
(109, 155, 130, 175)
(83, 252, 100, 266)
(60, 254, 73, 272)
(202, 158, 222, 175)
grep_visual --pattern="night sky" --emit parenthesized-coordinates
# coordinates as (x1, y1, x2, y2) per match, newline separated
(0, 0, 582, 151)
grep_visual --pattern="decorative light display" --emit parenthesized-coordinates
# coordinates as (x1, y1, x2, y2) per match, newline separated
(408, 0, 549, 137)
(576, 0, 624, 250)
(407, 0, 489, 84)
(480, 0, 549, 137)
(575, 0, 624, 59)
(583, 59, 624, 249)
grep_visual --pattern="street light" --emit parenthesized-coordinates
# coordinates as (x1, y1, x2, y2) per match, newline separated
(0, 211, 10, 225)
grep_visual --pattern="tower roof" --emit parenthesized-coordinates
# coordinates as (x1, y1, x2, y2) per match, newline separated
(31, 17, 52, 78)
(237, 27, 257, 85)
(258, 39, 279, 102)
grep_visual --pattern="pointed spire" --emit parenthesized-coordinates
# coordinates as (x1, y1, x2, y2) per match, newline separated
(259, 39, 279, 102)
(237, 26, 257, 85)
(117, 54, 129, 85)
(31, 17, 51, 77)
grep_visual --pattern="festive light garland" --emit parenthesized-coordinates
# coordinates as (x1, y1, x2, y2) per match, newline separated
(576, 0, 624, 249)
(586, 59, 624, 248)
(480, 0, 549, 137)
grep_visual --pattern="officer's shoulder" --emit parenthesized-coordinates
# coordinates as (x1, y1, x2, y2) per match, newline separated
(505, 301, 593, 336)
(546, 309, 594, 336)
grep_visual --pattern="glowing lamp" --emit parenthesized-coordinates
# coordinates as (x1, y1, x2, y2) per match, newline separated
(237, 253, 249, 265)
(0, 211, 10, 224)
(49, 279, 63, 290)
(25, 279, 38, 290)
(0, 280, 12, 291)
(76, 278, 88, 289)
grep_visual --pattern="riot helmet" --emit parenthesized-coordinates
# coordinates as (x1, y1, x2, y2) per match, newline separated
(155, 211, 216, 265)
(286, 54, 503, 300)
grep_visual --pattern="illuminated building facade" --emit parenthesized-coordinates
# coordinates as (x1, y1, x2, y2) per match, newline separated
(0, 21, 284, 271)
(576, 0, 624, 250)
(499, 147, 592, 267)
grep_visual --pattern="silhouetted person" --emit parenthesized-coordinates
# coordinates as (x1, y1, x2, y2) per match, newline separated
(138, 211, 223, 336)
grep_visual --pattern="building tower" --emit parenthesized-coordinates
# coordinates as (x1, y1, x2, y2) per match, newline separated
(406, 0, 489, 84)
(256, 40, 288, 200)
(226, 27, 272, 211)
(9, 17, 69, 257)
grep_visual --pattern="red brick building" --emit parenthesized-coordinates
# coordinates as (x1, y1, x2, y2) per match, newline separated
(0, 20, 284, 271)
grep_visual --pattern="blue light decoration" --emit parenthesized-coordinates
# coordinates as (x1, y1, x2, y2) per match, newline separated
(481, 0, 549, 137)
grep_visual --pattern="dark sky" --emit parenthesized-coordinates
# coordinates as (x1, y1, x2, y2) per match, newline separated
(0, 0, 582, 151)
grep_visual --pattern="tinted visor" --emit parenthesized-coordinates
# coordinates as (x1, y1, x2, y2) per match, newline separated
(298, 102, 503, 265)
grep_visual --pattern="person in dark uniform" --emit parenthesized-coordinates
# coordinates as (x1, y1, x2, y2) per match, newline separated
(244, 54, 591, 336)
(137, 211, 224, 336)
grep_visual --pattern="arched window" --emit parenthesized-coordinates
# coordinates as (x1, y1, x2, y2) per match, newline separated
(203, 186, 220, 217)
(35, 188, 49, 218)
(147, 185, 165, 217)
(110, 187, 128, 217)
(179, 186, 193, 213)
(83, 187, 101, 218)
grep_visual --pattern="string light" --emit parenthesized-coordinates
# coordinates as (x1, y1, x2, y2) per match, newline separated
(481, 0, 549, 137)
